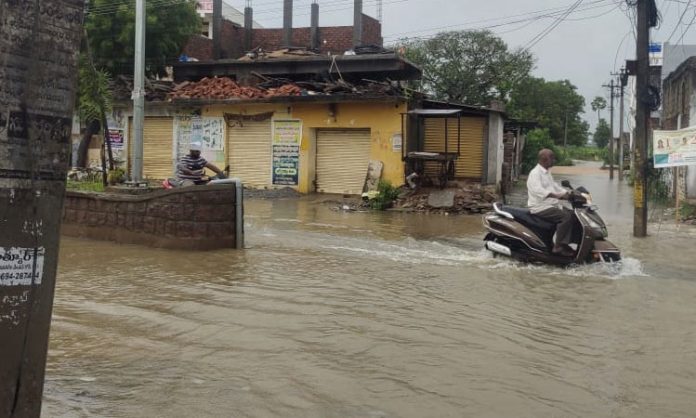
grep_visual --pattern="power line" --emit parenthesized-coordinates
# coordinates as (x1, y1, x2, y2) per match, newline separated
(525, 0, 584, 50)
(665, 0, 693, 42)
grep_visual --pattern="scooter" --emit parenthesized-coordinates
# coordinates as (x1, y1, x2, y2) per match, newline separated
(482, 181, 620, 266)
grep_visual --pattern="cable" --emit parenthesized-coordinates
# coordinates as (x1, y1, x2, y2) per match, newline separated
(386, 0, 617, 42)
(525, 0, 584, 50)
(673, 7, 696, 44)
(665, 0, 693, 43)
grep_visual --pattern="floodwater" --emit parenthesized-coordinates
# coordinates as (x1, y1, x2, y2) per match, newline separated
(44, 162, 696, 418)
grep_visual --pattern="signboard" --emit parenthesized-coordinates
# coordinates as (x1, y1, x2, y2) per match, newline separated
(197, 0, 213, 12)
(107, 128, 126, 164)
(653, 126, 696, 167)
(174, 116, 226, 171)
(649, 42, 663, 67)
(272, 120, 302, 186)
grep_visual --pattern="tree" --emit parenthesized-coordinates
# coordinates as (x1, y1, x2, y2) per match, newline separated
(400, 30, 534, 106)
(75, 53, 113, 169)
(84, 0, 200, 77)
(593, 118, 611, 148)
(591, 96, 607, 123)
(507, 77, 589, 146)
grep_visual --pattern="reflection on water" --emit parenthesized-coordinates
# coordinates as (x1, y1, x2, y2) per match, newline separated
(44, 167, 696, 418)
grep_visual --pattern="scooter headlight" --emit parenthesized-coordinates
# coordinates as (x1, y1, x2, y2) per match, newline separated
(579, 212, 608, 238)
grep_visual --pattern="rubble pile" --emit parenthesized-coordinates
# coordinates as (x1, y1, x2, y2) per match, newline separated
(110, 75, 173, 101)
(394, 183, 499, 214)
(168, 77, 302, 100)
(167, 76, 405, 101)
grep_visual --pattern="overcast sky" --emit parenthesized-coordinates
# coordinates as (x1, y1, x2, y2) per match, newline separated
(226, 0, 696, 131)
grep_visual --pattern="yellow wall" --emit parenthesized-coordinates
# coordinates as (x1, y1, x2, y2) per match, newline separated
(195, 101, 406, 193)
(292, 101, 407, 192)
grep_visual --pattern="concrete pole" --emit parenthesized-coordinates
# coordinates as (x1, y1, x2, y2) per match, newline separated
(212, 0, 222, 59)
(608, 78, 615, 180)
(310, 2, 320, 51)
(244, 6, 253, 52)
(283, 0, 293, 48)
(132, 0, 146, 183)
(0, 1, 83, 415)
(353, 0, 363, 48)
(634, 0, 650, 237)
(619, 78, 625, 181)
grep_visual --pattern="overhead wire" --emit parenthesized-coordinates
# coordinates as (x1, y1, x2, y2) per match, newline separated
(525, 0, 584, 50)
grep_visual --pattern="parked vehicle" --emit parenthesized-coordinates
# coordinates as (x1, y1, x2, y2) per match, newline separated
(482, 181, 620, 266)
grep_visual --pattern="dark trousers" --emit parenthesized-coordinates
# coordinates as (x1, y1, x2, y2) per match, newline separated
(535, 207, 573, 246)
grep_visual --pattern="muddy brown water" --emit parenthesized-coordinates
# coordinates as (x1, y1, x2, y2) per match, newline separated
(44, 163, 696, 417)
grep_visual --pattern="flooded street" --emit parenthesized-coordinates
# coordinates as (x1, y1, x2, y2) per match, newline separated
(44, 163, 696, 418)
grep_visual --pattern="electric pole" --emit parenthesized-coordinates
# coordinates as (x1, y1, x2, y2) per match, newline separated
(1, 1, 83, 415)
(603, 79, 617, 180)
(618, 68, 628, 181)
(132, 0, 146, 183)
(633, 0, 651, 237)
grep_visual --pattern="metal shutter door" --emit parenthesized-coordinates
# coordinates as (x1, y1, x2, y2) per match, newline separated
(227, 120, 272, 188)
(424, 117, 487, 179)
(316, 129, 371, 195)
(135, 117, 174, 180)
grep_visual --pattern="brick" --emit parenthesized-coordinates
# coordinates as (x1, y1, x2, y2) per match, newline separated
(176, 221, 194, 238)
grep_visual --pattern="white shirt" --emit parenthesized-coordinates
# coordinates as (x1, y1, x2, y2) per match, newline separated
(527, 164, 569, 213)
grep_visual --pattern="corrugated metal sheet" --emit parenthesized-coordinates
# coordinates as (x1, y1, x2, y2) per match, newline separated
(227, 120, 272, 188)
(423, 117, 487, 179)
(316, 129, 371, 195)
(127, 117, 174, 180)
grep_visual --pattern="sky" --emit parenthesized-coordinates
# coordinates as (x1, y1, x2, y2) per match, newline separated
(224, 0, 696, 132)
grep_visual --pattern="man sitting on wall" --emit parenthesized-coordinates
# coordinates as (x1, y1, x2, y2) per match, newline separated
(175, 141, 225, 186)
(527, 148, 573, 257)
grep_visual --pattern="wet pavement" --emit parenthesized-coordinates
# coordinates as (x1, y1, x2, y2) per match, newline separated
(43, 162, 696, 417)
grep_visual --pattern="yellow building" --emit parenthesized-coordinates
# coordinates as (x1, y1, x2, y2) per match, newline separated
(113, 95, 505, 194)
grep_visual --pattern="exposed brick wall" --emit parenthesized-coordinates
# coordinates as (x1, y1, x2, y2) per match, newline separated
(62, 185, 239, 250)
(184, 15, 384, 59)
(362, 14, 383, 46)
(183, 20, 244, 60)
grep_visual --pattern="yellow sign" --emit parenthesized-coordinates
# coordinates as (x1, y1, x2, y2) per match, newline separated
(272, 120, 302, 145)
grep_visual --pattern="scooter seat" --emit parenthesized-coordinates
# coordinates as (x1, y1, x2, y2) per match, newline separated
(500, 205, 556, 232)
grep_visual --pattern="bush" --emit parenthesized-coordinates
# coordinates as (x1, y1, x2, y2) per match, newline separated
(369, 180, 401, 210)
(67, 180, 105, 192)
(521, 129, 572, 173)
(564, 146, 607, 161)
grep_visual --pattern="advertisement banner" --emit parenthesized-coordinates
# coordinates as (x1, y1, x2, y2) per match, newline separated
(272, 120, 302, 186)
(653, 127, 696, 168)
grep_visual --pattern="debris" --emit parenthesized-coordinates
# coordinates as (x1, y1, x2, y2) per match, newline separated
(394, 183, 498, 214)
(167, 77, 302, 101)
(427, 189, 456, 209)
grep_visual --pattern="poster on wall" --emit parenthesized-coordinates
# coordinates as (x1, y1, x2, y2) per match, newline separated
(272, 120, 302, 186)
(174, 116, 226, 170)
(653, 126, 696, 168)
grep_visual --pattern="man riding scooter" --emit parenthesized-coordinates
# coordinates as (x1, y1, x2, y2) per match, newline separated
(173, 141, 225, 187)
(526, 148, 574, 257)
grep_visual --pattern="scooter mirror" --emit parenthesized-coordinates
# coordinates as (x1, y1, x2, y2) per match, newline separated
(561, 180, 572, 188)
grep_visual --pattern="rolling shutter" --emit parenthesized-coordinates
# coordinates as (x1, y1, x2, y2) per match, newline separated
(128, 117, 174, 180)
(424, 117, 487, 179)
(227, 120, 272, 188)
(316, 129, 371, 195)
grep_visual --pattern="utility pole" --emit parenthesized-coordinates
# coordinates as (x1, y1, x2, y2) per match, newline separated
(1, 1, 83, 416)
(633, 0, 651, 237)
(132, 0, 146, 183)
(618, 68, 628, 181)
(603, 79, 617, 180)
(563, 111, 568, 148)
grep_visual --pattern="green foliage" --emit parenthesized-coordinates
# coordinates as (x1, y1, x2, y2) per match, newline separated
(593, 118, 611, 148)
(591, 96, 607, 122)
(77, 54, 112, 125)
(107, 168, 126, 185)
(521, 129, 572, 174)
(399, 30, 534, 105)
(67, 180, 105, 192)
(680, 201, 696, 220)
(564, 146, 607, 161)
(507, 77, 589, 146)
(84, 0, 200, 76)
(370, 181, 401, 210)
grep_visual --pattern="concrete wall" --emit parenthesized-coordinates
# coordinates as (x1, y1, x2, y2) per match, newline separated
(486, 112, 505, 185)
(62, 185, 239, 250)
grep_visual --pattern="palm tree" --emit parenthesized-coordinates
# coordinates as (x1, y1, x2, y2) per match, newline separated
(591, 96, 607, 123)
